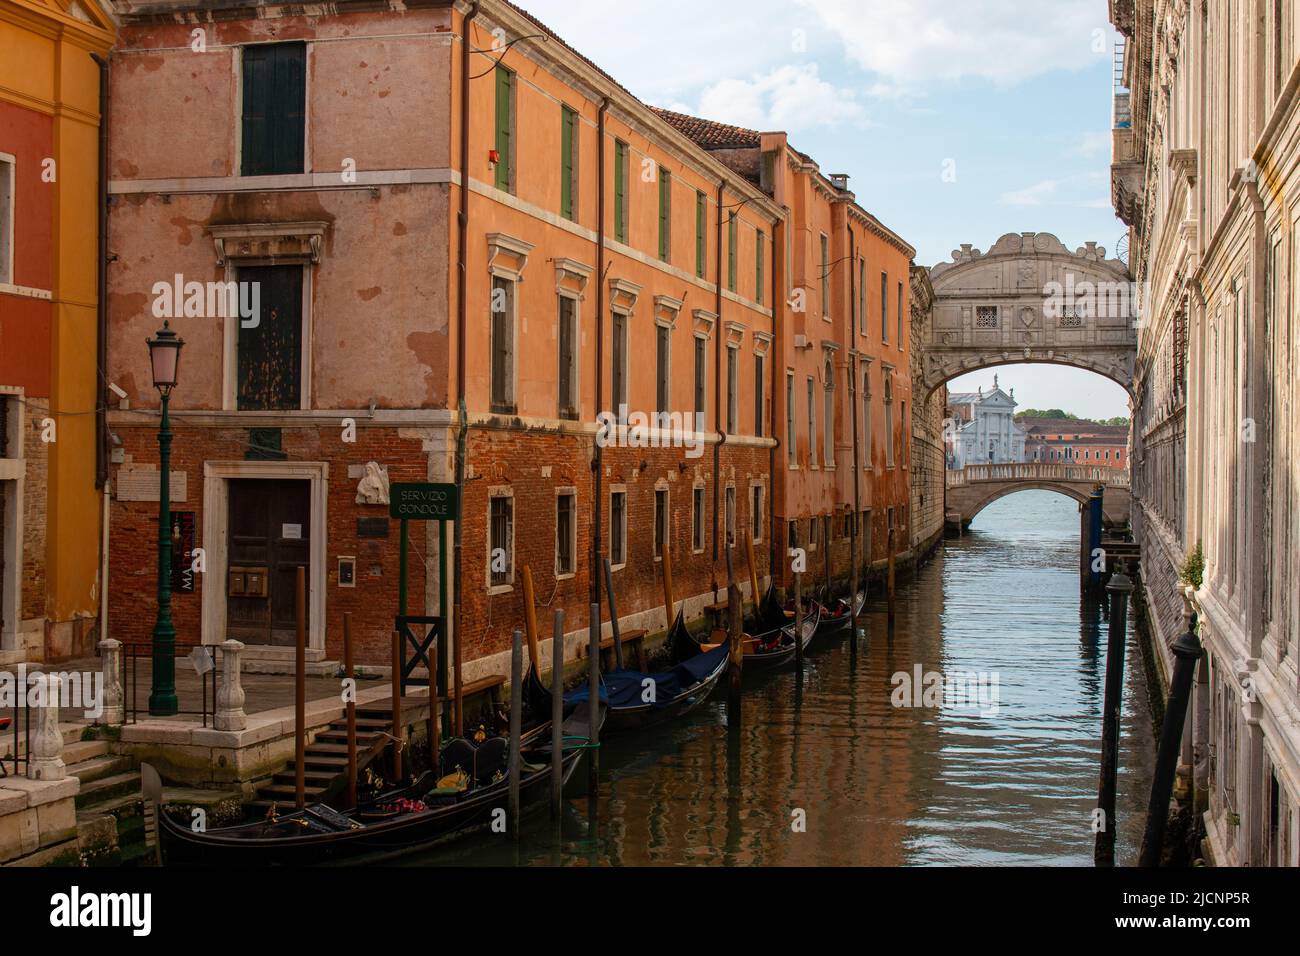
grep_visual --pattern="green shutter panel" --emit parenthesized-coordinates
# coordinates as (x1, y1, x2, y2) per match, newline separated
(756, 232, 764, 304)
(560, 107, 574, 220)
(658, 169, 670, 261)
(240, 45, 272, 175)
(495, 67, 512, 192)
(614, 142, 626, 242)
(696, 193, 706, 278)
(273, 43, 306, 176)
(727, 214, 737, 291)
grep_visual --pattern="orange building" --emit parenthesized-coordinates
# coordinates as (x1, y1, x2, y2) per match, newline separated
(0, 0, 115, 664)
(657, 114, 916, 590)
(1021, 418, 1129, 470)
(102, 0, 917, 696)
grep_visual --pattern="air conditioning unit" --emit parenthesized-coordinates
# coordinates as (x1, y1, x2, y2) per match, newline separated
(794, 334, 810, 349)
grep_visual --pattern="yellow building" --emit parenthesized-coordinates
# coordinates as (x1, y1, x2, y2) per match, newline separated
(0, 0, 115, 663)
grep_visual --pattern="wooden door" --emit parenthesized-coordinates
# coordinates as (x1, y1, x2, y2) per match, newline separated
(227, 479, 310, 646)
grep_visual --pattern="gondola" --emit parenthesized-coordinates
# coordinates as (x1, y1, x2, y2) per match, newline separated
(808, 589, 865, 638)
(525, 611, 728, 734)
(678, 593, 820, 670)
(157, 703, 600, 866)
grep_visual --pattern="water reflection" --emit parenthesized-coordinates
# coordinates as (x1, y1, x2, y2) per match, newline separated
(417, 491, 1155, 867)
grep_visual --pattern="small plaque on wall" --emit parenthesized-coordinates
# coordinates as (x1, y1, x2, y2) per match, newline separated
(357, 517, 390, 539)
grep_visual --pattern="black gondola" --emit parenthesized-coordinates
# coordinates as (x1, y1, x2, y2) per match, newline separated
(524, 612, 728, 734)
(679, 596, 819, 670)
(808, 589, 865, 638)
(157, 703, 600, 866)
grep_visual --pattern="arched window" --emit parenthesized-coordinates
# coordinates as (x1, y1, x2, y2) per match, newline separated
(883, 375, 895, 468)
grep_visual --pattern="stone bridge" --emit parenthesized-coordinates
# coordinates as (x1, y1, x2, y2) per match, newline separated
(945, 463, 1131, 529)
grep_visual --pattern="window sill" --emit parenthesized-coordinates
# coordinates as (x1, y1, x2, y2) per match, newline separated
(610, 561, 626, 572)
(488, 583, 514, 596)
(490, 403, 518, 416)
(555, 572, 576, 581)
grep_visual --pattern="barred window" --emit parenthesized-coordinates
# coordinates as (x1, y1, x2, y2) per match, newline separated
(975, 306, 999, 328)
(489, 495, 513, 587)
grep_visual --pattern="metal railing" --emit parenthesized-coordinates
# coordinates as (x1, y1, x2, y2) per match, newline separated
(0, 684, 30, 778)
(946, 462, 1131, 488)
(122, 641, 218, 726)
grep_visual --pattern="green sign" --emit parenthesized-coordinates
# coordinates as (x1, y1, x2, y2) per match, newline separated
(390, 483, 459, 521)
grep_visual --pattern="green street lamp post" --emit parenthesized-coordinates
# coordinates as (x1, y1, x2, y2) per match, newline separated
(147, 321, 184, 716)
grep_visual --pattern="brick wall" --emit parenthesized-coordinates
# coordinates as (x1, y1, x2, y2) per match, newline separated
(21, 399, 48, 622)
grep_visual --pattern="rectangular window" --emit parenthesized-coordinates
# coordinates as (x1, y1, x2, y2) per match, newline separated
(897, 281, 905, 348)
(807, 376, 817, 466)
(726, 345, 739, 433)
(858, 260, 866, 335)
(824, 376, 834, 467)
(236, 265, 303, 410)
(494, 66, 515, 193)
(693, 336, 707, 424)
(610, 490, 627, 567)
(787, 520, 798, 553)
(614, 140, 629, 243)
(725, 486, 736, 548)
(556, 491, 576, 577)
(695, 191, 707, 278)
(880, 272, 889, 342)
(558, 295, 578, 419)
(862, 369, 871, 468)
(654, 488, 669, 559)
(656, 323, 671, 414)
(753, 353, 765, 438)
(808, 517, 818, 551)
(727, 212, 737, 291)
(820, 234, 830, 317)
(752, 484, 764, 544)
(861, 509, 872, 563)
(884, 382, 895, 468)
(560, 104, 578, 221)
(489, 494, 513, 587)
(692, 485, 705, 552)
(611, 311, 628, 412)
(490, 276, 516, 412)
(240, 42, 306, 177)
(0, 154, 12, 285)
(756, 231, 765, 305)
(786, 372, 796, 467)
(658, 167, 672, 261)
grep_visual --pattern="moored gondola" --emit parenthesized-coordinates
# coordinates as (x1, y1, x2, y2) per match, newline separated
(158, 703, 600, 866)
(525, 611, 728, 734)
(808, 589, 865, 638)
(679, 598, 819, 670)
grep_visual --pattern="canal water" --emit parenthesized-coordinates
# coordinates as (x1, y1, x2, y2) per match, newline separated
(423, 490, 1157, 866)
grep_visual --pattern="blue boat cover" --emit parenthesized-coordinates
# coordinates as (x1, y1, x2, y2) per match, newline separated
(565, 642, 728, 710)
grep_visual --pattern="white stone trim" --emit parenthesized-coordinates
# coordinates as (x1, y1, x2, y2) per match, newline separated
(200, 460, 329, 654)
(0, 385, 23, 654)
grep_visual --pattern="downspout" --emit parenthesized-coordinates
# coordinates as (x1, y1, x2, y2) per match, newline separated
(592, 97, 609, 611)
(712, 181, 725, 586)
(92, 52, 110, 645)
(452, 1, 480, 735)
(768, 217, 779, 578)
(848, 224, 860, 604)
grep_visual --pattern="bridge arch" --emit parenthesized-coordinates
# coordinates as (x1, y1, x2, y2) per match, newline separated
(922, 232, 1137, 402)
(945, 463, 1132, 529)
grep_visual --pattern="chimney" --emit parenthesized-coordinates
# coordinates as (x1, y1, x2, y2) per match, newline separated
(830, 173, 850, 191)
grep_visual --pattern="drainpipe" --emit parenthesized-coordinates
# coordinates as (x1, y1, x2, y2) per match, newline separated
(712, 181, 724, 587)
(92, 53, 109, 490)
(592, 97, 609, 611)
(768, 216, 779, 578)
(451, 1, 480, 735)
(848, 225, 860, 606)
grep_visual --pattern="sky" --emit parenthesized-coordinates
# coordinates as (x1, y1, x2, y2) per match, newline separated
(519, 0, 1132, 420)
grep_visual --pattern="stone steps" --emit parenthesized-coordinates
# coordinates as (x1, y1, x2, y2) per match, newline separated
(75, 771, 141, 810)
(67, 754, 135, 785)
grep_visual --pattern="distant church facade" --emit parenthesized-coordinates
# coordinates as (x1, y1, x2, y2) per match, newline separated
(945, 377, 1026, 469)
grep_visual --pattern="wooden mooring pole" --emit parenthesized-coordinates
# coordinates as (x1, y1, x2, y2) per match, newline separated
(603, 557, 624, 671)
(551, 609, 564, 819)
(794, 567, 804, 667)
(343, 612, 357, 810)
(391, 627, 403, 784)
(587, 602, 600, 797)
(508, 628, 522, 840)
(1094, 561, 1133, 866)
(886, 527, 897, 623)
(294, 566, 306, 810)
(726, 537, 743, 714)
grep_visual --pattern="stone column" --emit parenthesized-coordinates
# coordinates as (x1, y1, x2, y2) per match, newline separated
(98, 638, 124, 726)
(215, 640, 247, 732)
(28, 673, 66, 781)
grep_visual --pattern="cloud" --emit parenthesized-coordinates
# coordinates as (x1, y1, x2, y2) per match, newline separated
(1001, 175, 1108, 208)
(689, 63, 867, 132)
(795, 0, 1108, 91)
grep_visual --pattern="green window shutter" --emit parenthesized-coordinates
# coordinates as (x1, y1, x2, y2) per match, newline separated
(614, 141, 627, 243)
(727, 213, 737, 291)
(495, 67, 512, 192)
(756, 231, 765, 305)
(658, 168, 671, 261)
(560, 106, 575, 220)
(696, 192, 706, 278)
(241, 42, 305, 176)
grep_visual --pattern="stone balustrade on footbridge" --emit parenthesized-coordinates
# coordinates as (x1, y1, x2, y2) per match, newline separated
(945, 462, 1131, 530)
